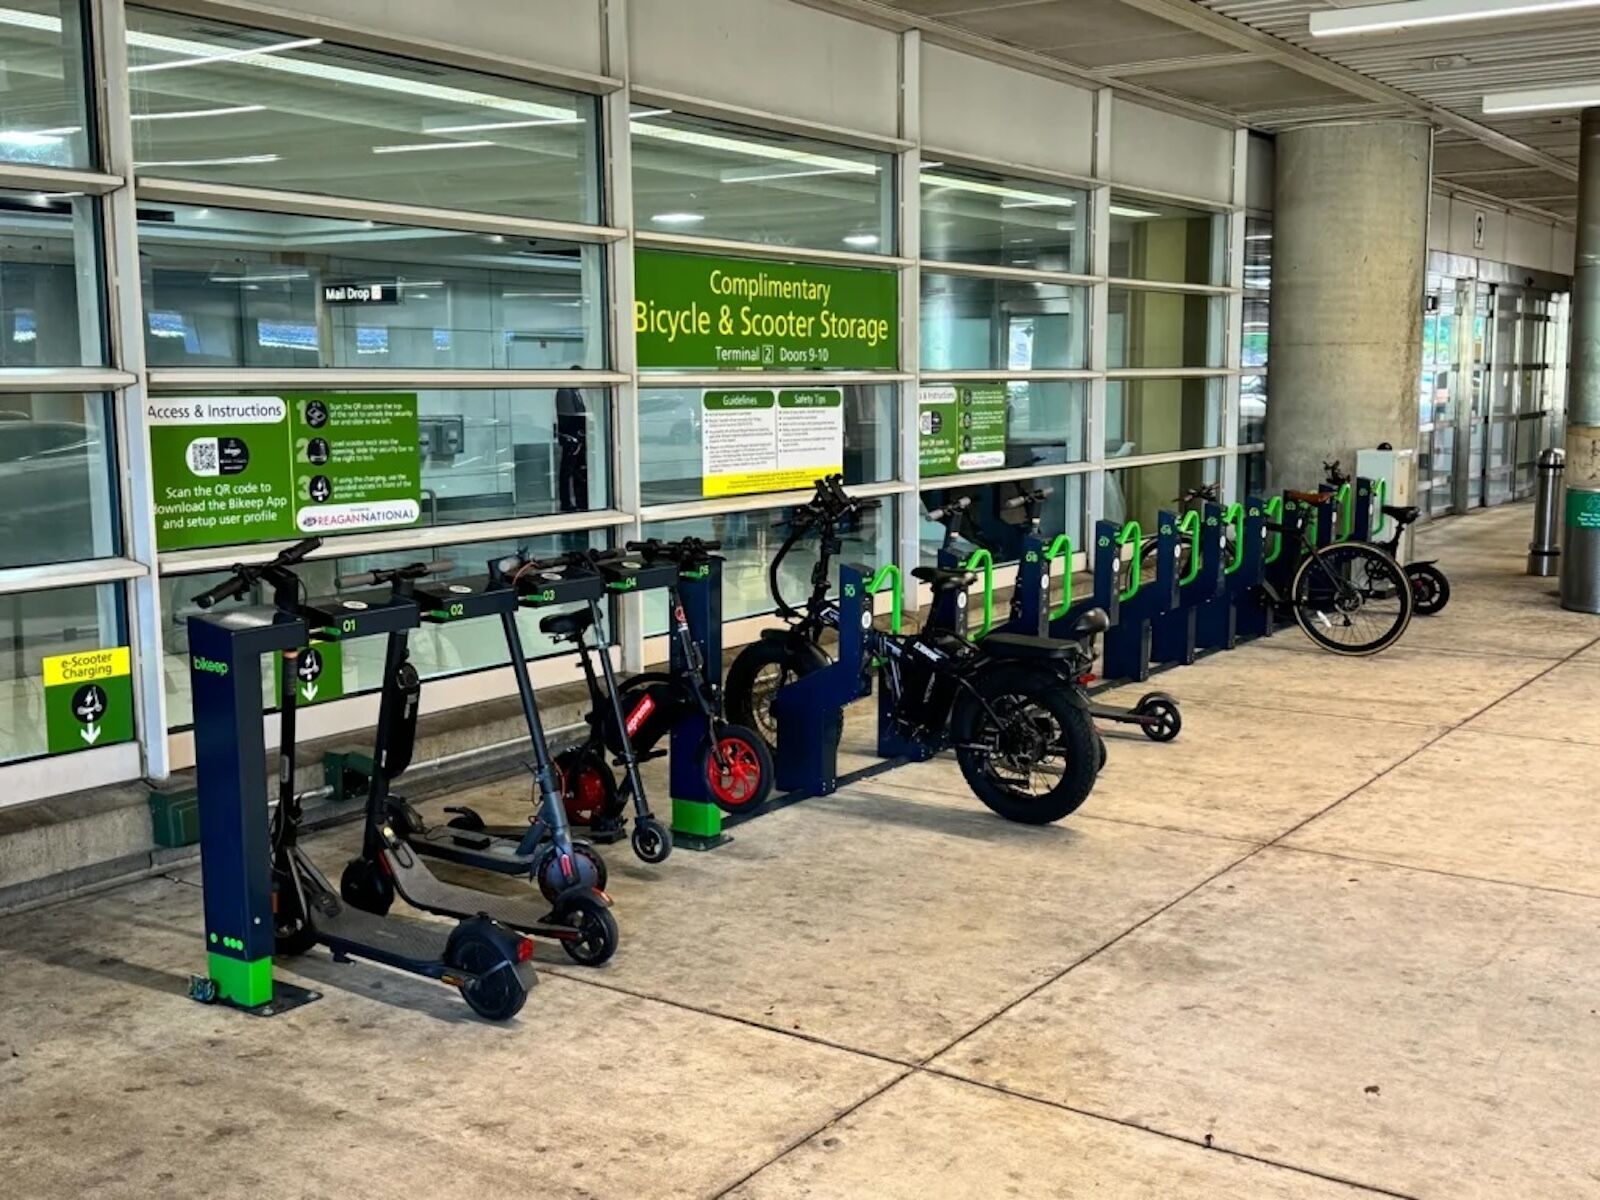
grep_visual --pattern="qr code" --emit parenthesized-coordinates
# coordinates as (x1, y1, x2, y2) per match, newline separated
(186, 437, 220, 477)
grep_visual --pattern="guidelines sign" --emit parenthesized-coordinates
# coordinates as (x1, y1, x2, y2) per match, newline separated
(635, 250, 897, 371)
(149, 394, 421, 552)
(701, 388, 843, 498)
(919, 384, 1008, 477)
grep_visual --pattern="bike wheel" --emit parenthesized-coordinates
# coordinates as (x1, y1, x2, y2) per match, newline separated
(553, 746, 618, 828)
(724, 638, 828, 755)
(953, 666, 1098, 824)
(1290, 542, 1413, 656)
(700, 725, 774, 813)
(1407, 563, 1450, 616)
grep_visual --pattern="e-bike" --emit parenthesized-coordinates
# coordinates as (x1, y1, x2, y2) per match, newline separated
(194, 541, 535, 1021)
(1325, 460, 1449, 615)
(332, 559, 618, 966)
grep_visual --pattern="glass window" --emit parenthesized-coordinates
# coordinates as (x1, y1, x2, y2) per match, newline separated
(921, 273, 1087, 372)
(161, 528, 608, 729)
(0, 190, 104, 367)
(640, 500, 894, 631)
(639, 384, 894, 506)
(1241, 450, 1266, 498)
(137, 203, 604, 370)
(995, 380, 1087, 468)
(1243, 216, 1271, 368)
(0, 0, 94, 170)
(0, 583, 126, 763)
(920, 165, 1087, 273)
(1240, 374, 1266, 446)
(0, 393, 118, 566)
(1104, 457, 1222, 531)
(125, 7, 600, 223)
(151, 387, 611, 539)
(1110, 195, 1222, 286)
(631, 108, 891, 253)
(918, 473, 1085, 566)
(1106, 378, 1222, 459)
(1107, 288, 1221, 370)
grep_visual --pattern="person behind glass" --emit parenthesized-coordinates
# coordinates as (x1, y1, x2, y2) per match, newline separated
(556, 366, 588, 512)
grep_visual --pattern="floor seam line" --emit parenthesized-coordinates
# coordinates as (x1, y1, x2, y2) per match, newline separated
(914, 1065, 1422, 1199)
(1269, 842, 1600, 902)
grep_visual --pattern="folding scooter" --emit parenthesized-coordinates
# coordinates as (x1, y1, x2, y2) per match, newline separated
(194, 540, 536, 1021)
(332, 560, 619, 966)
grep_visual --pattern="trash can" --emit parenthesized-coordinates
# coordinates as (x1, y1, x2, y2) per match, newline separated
(1560, 483, 1600, 613)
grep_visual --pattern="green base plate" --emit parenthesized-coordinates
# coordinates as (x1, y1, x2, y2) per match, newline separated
(672, 829, 732, 852)
(191, 977, 321, 1018)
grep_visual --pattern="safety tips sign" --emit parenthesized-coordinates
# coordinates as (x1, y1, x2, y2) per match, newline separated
(919, 384, 1008, 477)
(274, 639, 344, 707)
(150, 394, 421, 552)
(43, 647, 134, 755)
(701, 388, 843, 498)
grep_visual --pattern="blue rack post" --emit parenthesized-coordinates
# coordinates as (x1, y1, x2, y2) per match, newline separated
(1198, 499, 1265, 649)
(1101, 512, 1180, 683)
(669, 556, 732, 850)
(772, 563, 871, 797)
(1151, 502, 1227, 667)
(1049, 519, 1124, 639)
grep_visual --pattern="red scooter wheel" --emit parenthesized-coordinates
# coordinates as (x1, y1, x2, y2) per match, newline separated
(701, 726, 774, 813)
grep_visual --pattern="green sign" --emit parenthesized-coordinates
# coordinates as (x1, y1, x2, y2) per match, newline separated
(273, 639, 344, 706)
(150, 393, 421, 552)
(43, 647, 134, 755)
(634, 249, 897, 371)
(1567, 488, 1600, 530)
(919, 383, 1008, 478)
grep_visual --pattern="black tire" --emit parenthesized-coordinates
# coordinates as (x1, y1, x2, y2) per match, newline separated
(700, 724, 775, 813)
(534, 840, 608, 905)
(1134, 693, 1182, 742)
(630, 815, 673, 864)
(445, 808, 486, 834)
(1407, 562, 1450, 616)
(724, 638, 830, 755)
(1290, 542, 1413, 656)
(339, 856, 395, 916)
(1096, 732, 1108, 772)
(451, 933, 529, 1021)
(271, 868, 318, 957)
(555, 894, 620, 967)
(952, 665, 1099, 824)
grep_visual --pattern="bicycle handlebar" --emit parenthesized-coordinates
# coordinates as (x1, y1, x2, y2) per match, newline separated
(193, 537, 323, 609)
(336, 559, 453, 590)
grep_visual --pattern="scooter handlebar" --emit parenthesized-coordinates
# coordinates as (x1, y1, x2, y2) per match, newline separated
(336, 559, 453, 589)
(192, 536, 325, 608)
(928, 495, 973, 523)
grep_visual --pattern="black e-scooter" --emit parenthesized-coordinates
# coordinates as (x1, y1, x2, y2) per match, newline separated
(333, 560, 619, 966)
(194, 540, 535, 1022)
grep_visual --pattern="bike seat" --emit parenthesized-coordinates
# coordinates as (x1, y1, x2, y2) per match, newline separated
(1286, 490, 1336, 505)
(912, 565, 977, 593)
(982, 632, 1079, 662)
(539, 607, 595, 639)
(1071, 607, 1111, 638)
(1381, 504, 1419, 525)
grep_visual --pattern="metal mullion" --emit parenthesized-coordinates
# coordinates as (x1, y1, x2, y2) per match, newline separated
(131, 178, 628, 244)
(1223, 129, 1247, 503)
(919, 259, 1100, 288)
(1107, 183, 1233, 214)
(147, 369, 629, 390)
(920, 146, 1098, 193)
(920, 369, 1097, 383)
(629, 86, 911, 154)
(1105, 367, 1234, 380)
(0, 557, 148, 597)
(641, 480, 911, 524)
(1087, 92, 1112, 540)
(637, 372, 912, 388)
(635, 230, 911, 269)
(1113, 447, 1227, 470)
(897, 29, 922, 611)
(916, 460, 1094, 493)
(1107, 277, 1236, 297)
(0, 368, 136, 393)
(0, 164, 122, 195)
(157, 510, 636, 575)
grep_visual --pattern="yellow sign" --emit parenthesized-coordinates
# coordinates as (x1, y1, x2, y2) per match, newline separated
(43, 646, 132, 688)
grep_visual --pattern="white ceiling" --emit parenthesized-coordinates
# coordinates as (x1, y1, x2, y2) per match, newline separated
(832, 0, 1595, 223)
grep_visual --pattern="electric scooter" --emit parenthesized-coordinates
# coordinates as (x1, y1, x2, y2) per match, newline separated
(193, 540, 536, 1022)
(332, 560, 619, 966)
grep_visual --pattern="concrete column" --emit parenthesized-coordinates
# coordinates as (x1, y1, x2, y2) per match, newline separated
(1267, 121, 1431, 493)
(1559, 108, 1600, 611)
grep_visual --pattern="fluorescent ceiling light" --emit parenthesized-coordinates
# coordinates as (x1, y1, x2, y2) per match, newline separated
(629, 108, 673, 121)
(843, 233, 880, 248)
(1110, 205, 1161, 219)
(722, 164, 863, 184)
(1483, 83, 1600, 114)
(632, 122, 879, 177)
(135, 154, 281, 168)
(650, 212, 705, 226)
(133, 104, 265, 121)
(427, 115, 582, 134)
(208, 271, 309, 283)
(1309, 0, 1600, 36)
(0, 128, 77, 147)
(129, 35, 323, 72)
(1245, 232, 1273, 241)
(923, 172, 1078, 209)
(372, 140, 494, 154)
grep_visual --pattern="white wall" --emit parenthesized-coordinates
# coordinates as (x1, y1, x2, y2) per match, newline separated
(208, 0, 606, 74)
(1109, 98, 1233, 203)
(629, 0, 901, 137)
(1430, 192, 1573, 276)
(920, 46, 1094, 176)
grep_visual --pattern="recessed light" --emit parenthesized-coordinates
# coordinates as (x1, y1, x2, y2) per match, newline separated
(843, 233, 880, 248)
(650, 212, 705, 226)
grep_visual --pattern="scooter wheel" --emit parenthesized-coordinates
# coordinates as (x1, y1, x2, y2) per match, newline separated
(631, 816, 673, 865)
(534, 840, 608, 905)
(339, 856, 395, 916)
(187, 975, 218, 1005)
(701, 725, 775, 814)
(451, 932, 530, 1022)
(555, 894, 620, 967)
(1135, 694, 1182, 742)
(446, 808, 486, 834)
(554, 747, 618, 827)
(1407, 563, 1450, 616)
(1096, 733, 1108, 772)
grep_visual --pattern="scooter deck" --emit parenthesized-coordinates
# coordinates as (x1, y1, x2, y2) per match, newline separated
(308, 891, 456, 969)
(408, 822, 540, 876)
(383, 846, 568, 935)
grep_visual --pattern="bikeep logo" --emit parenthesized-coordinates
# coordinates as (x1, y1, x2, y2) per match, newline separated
(194, 656, 229, 677)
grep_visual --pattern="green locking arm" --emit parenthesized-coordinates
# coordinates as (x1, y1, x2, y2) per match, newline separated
(964, 549, 995, 637)
(1117, 520, 1143, 602)
(1045, 534, 1075, 619)
(1262, 497, 1284, 565)
(1223, 502, 1245, 575)
(1335, 482, 1354, 541)
(1176, 510, 1203, 586)
(1370, 478, 1389, 537)
(866, 563, 902, 634)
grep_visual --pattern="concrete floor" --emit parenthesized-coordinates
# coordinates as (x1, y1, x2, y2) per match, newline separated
(3, 503, 1597, 1199)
